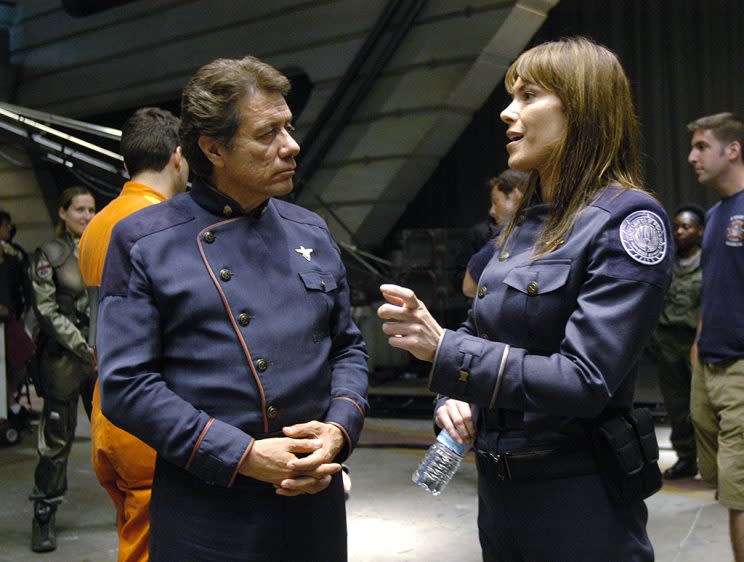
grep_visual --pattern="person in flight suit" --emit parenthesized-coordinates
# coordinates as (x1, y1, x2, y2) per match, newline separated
(28, 186, 96, 552)
(378, 37, 672, 561)
(77, 107, 189, 562)
(96, 55, 368, 562)
(649, 204, 704, 480)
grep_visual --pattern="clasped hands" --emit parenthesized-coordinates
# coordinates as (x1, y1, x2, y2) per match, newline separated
(239, 420, 344, 496)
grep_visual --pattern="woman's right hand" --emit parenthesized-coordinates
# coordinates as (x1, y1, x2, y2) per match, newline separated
(436, 399, 475, 445)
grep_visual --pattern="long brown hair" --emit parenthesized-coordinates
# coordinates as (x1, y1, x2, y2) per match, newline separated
(500, 37, 645, 257)
(55, 186, 92, 238)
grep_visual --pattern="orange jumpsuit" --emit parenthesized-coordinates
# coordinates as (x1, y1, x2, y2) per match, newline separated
(78, 182, 165, 562)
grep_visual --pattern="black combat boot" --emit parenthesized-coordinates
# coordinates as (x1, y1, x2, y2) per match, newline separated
(31, 500, 57, 552)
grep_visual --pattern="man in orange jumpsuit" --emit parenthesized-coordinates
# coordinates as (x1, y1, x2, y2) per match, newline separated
(78, 107, 188, 561)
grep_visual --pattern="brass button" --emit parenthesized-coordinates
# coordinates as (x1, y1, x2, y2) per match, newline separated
(527, 281, 538, 296)
(255, 358, 268, 372)
(517, 214, 526, 225)
(267, 405, 278, 419)
(458, 370, 469, 382)
(498, 252, 510, 261)
(203, 231, 215, 243)
(219, 268, 232, 282)
(223, 205, 233, 217)
(478, 286, 488, 298)
(319, 280, 326, 291)
(238, 312, 251, 326)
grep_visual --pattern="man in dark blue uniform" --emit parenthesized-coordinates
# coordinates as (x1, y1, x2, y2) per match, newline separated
(96, 55, 368, 562)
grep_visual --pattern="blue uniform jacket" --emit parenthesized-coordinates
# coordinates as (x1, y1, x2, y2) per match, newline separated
(97, 177, 368, 488)
(431, 186, 672, 449)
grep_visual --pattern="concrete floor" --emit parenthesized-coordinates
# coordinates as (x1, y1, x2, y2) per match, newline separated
(0, 409, 732, 562)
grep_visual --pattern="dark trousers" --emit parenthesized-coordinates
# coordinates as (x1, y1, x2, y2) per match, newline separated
(652, 325, 697, 460)
(31, 352, 95, 500)
(477, 471, 653, 562)
(150, 458, 347, 562)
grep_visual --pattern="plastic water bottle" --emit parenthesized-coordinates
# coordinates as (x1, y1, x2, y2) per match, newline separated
(412, 429, 470, 495)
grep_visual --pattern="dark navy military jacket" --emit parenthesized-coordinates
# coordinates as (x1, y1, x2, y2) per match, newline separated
(97, 177, 368, 487)
(430, 186, 672, 450)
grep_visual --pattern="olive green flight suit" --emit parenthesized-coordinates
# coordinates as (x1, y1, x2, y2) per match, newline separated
(649, 251, 701, 461)
(29, 232, 95, 501)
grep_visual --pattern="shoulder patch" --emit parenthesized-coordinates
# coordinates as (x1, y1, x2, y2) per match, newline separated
(35, 257, 52, 279)
(619, 210, 667, 265)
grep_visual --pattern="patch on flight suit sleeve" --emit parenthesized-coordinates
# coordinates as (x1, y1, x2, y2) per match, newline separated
(35, 258, 52, 279)
(618, 210, 667, 265)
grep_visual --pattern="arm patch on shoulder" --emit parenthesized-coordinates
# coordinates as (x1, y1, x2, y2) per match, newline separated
(35, 258, 52, 279)
(618, 210, 667, 265)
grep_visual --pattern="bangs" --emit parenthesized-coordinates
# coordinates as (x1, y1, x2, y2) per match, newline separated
(504, 44, 562, 94)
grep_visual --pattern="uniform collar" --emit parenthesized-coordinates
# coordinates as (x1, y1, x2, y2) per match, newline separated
(120, 181, 168, 204)
(189, 176, 269, 219)
(523, 202, 551, 220)
(61, 230, 80, 252)
(675, 249, 701, 272)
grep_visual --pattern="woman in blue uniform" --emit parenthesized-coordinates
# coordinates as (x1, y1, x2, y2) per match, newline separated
(378, 37, 671, 561)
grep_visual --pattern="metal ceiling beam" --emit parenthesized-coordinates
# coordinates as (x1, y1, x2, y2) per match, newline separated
(293, 0, 428, 226)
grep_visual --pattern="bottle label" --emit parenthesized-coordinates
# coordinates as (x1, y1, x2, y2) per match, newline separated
(436, 429, 470, 455)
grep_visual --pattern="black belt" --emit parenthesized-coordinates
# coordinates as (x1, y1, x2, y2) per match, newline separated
(475, 447, 597, 481)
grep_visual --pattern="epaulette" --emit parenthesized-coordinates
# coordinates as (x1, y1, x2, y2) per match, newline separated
(101, 198, 193, 298)
(591, 186, 664, 216)
(112, 196, 194, 245)
(273, 199, 328, 230)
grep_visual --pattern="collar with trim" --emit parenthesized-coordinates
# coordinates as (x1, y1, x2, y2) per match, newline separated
(189, 176, 269, 219)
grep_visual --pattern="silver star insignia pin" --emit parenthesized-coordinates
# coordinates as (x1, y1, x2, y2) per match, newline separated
(295, 246, 314, 261)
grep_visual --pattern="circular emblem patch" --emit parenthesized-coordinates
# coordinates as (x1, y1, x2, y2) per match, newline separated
(619, 210, 667, 265)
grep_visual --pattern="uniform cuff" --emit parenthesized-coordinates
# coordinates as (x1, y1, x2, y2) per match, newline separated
(74, 341, 94, 364)
(325, 397, 366, 462)
(185, 417, 254, 487)
(428, 329, 508, 407)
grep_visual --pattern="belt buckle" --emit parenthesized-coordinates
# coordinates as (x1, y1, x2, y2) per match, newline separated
(487, 451, 512, 481)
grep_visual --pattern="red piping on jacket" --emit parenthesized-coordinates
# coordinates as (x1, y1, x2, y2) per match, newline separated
(332, 396, 365, 418)
(229, 439, 255, 487)
(197, 219, 269, 433)
(328, 421, 353, 456)
(186, 417, 215, 470)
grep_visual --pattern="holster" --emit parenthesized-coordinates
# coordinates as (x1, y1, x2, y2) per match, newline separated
(28, 347, 45, 399)
(590, 408, 662, 504)
(28, 335, 63, 399)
